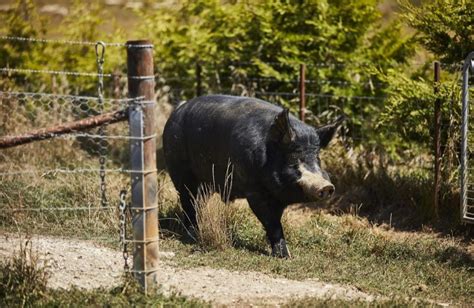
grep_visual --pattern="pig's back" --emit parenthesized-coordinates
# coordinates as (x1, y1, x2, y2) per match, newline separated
(163, 95, 277, 189)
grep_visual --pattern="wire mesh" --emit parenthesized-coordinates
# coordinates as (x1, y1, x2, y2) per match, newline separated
(0, 36, 143, 247)
(0, 89, 137, 241)
(158, 60, 463, 181)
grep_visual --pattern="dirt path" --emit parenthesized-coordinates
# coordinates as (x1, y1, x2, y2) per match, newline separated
(0, 233, 376, 306)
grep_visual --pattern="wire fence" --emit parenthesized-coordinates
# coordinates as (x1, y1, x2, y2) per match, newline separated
(159, 59, 467, 181)
(0, 36, 146, 255)
(1, 35, 163, 290)
(1, 34, 470, 256)
(159, 62, 404, 147)
(0, 89, 133, 239)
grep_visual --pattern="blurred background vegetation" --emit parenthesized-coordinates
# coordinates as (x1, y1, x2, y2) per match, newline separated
(0, 0, 473, 229)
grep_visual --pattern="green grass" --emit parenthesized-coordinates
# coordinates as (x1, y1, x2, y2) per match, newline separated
(158, 203, 473, 305)
(1, 146, 472, 306)
(0, 168, 128, 244)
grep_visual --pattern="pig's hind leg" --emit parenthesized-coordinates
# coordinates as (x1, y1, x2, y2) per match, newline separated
(167, 164, 199, 228)
(247, 194, 291, 258)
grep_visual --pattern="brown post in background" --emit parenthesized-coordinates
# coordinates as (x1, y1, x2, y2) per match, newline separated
(299, 63, 306, 122)
(127, 40, 159, 292)
(433, 61, 441, 219)
(196, 61, 202, 97)
(112, 71, 121, 99)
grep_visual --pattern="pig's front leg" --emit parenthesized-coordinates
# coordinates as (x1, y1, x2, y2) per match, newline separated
(246, 193, 291, 258)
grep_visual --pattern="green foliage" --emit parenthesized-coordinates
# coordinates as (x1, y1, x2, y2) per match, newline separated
(402, 0, 474, 65)
(0, 0, 48, 91)
(376, 0, 470, 174)
(0, 0, 126, 96)
(378, 70, 435, 148)
(137, 0, 414, 110)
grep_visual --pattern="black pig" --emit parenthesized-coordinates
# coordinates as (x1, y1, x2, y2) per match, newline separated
(163, 95, 342, 257)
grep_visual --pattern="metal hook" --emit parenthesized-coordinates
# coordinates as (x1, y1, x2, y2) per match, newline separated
(95, 41, 106, 65)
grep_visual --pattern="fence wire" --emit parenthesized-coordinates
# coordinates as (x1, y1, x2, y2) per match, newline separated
(0, 35, 154, 48)
(0, 37, 163, 280)
(0, 86, 142, 244)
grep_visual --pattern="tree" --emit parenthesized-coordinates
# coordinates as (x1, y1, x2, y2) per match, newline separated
(138, 0, 414, 143)
(403, 0, 474, 65)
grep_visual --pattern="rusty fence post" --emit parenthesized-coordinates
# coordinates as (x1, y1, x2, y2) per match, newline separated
(196, 61, 202, 97)
(113, 71, 121, 99)
(433, 61, 441, 219)
(127, 40, 160, 292)
(299, 63, 306, 122)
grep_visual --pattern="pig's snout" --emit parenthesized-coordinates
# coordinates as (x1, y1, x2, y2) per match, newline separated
(317, 184, 335, 199)
(297, 165, 335, 200)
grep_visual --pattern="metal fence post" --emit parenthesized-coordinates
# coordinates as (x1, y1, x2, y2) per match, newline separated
(126, 40, 160, 292)
(299, 63, 306, 122)
(433, 61, 441, 219)
(460, 51, 474, 223)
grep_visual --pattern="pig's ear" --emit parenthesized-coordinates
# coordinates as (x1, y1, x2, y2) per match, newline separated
(317, 115, 345, 148)
(270, 108, 296, 144)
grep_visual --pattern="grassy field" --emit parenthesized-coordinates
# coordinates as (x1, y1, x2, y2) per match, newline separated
(159, 202, 473, 305)
(1, 165, 472, 306)
(0, 95, 471, 306)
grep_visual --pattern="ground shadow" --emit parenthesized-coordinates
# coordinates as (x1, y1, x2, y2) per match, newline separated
(158, 203, 271, 256)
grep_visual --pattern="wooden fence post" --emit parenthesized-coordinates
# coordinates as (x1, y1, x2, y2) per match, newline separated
(433, 61, 441, 219)
(299, 64, 306, 122)
(127, 40, 159, 292)
(196, 61, 202, 97)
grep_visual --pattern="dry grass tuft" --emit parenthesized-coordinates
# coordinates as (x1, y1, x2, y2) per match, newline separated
(192, 185, 237, 251)
(0, 238, 49, 307)
(191, 165, 237, 251)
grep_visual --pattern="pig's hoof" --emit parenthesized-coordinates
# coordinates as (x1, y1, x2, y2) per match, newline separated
(271, 239, 291, 258)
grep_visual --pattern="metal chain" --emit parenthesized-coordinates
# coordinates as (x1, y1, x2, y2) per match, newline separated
(119, 190, 129, 271)
(96, 42, 108, 208)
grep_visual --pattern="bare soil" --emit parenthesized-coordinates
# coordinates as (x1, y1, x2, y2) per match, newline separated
(0, 233, 377, 306)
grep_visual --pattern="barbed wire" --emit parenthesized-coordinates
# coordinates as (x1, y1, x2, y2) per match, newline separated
(244, 77, 385, 87)
(1, 206, 117, 211)
(160, 75, 386, 87)
(254, 91, 387, 101)
(230, 60, 464, 70)
(0, 67, 154, 80)
(0, 91, 144, 104)
(0, 168, 147, 176)
(1, 67, 113, 78)
(0, 35, 154, 48)
(164, 88, 388, 103)
(0, 132, 157, 141)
